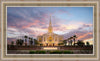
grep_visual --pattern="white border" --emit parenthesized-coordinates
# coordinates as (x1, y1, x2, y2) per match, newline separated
(1, 1, 99, 60)
(6, 6, 94, 56)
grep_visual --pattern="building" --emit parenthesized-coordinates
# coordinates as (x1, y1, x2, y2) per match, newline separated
(37, 17, 63, 46)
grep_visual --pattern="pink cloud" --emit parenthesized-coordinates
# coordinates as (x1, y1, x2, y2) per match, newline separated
(77, 32, 93, 40)
(21, 20, 41, 29)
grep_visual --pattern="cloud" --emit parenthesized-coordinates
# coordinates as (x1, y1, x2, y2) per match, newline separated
(7, 38, 16, 44)
(7, 7, 93, 44)
(77, 32, 93, 40)
(63, 23, 93, 41)
(83, 24, 92, 27)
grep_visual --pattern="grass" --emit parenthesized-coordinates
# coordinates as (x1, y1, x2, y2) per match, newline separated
(29, 50, 73, 54)
(29, 50, 46, 54)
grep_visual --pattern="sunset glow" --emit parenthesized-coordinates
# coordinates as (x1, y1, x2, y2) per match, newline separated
(7, 7, 93, 44)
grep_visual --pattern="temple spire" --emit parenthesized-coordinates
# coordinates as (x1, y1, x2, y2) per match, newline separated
(49, 16, 52, 27)
(48, 16, 53, 33)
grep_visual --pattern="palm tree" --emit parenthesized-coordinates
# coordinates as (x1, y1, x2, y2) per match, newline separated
(16, 39, 20, 46)
(67, 38, 70, 45)
(63, 40, 67, 46)
(70, 40, 73, 46)
(70, 37, 73, 45)
(67, 37, 72, 45)
(77, 40, 85, 46)
(29, 37, 31, 45)
(70, 37, 73, 39)
(19, 39, 24, 46)
(86, 41, 90, 46)
(73, 35, 77, 46)
(24, 35, 28, 46)
(29, 38, 33, 46)
(66, 41, 68, 46)
(16, 39, 24, 46)
(11, 41, 14, 46)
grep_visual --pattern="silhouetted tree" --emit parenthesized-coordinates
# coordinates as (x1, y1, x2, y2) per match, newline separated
(29, 38, 33, 46)
(40, 43, 43, 46)
(24, 35, 28, 46)
(68, 37, 73, 46)
(86, 41, 90, 46)
(16, 39, 20, 46)
(11, 41, 14, 46)
(77, 40, 85, 46)
(11, 41, 14, 47)
(58, 43, 64, 46)
(73, 35, 77, 46)
(29, 37, 31, 45)
(70, 40, 73, 46)
(63, 40, 67, 46)
(19, 39, 24, 46)
(16, 39, 24, 46)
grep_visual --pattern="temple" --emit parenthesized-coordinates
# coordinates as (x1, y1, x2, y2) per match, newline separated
(37, 16, 63, 46)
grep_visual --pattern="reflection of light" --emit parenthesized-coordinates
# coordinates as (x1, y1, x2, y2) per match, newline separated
(43, 47, 58, 50)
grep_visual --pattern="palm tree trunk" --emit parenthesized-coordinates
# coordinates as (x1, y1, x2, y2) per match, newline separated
(25, 39, 27, 46)
(74, 38, 75, 46)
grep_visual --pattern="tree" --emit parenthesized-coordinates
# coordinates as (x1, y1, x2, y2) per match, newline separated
(77, 40, 85, 46)
(34, 39, 39, 46)
(16, 39, 20, 46)
(16, 39, 24, 46)
(68, 37, 73, 46)
(86, 41, 90, 46)
(67, 38, 70, 45)
(24, 35, 28, 46)
(29, 37, 31, 45)
(70, 40, 73, 46)
(11, 41, 14, 47)
(63, 40, 67, 46)
(73, 35, 77, 46)
(11, 41, 14, 46)
(29, 38, 33, 46)
(58, 43, 64, 46)
(19, 39, 24, 46)
(40, 43, 43, 46)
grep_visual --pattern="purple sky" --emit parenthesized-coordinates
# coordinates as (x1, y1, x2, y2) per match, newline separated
(7, 7, 93, 44)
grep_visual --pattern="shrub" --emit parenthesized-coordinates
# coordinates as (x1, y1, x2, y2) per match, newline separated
(29, 50, 35, 54)
(40, 44, 43, 46)
(35, 50, 39, 54)
(29, 50, 73, 54)
(38, 50, 46, 54)
(63, 50, 73, 54)
(35, 50, 46, 54)
(50, 50, 63, 54)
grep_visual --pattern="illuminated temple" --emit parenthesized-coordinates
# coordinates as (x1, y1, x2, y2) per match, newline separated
(37, 17, 63, 46)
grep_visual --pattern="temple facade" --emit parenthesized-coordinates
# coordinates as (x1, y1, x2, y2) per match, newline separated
(37, 17, 63, 46)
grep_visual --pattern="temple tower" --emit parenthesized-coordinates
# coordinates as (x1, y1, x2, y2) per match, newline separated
(48, 16, 53, 33)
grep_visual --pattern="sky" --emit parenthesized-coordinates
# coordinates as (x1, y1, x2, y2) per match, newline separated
(7, 7, 93, 45)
